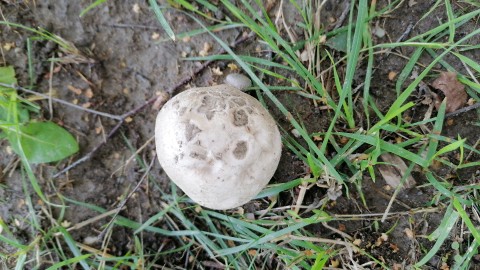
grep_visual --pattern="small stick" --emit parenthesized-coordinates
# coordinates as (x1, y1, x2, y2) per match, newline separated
(332, 2, 350, 30)
(102, 23, 166, 30)
(322, 222, 354, 241)
(48, 60, 54, 120)
(379, 23, 414, 61)
(97, 155, 156, 241)
(0, 82, 123, 121)
(53, 120, 124, 178)
(53, 32, 254, 178)
(397, 23, 414, 43)
(110, 135, 155, 177)
(445, 102, 480, 118)
(52, 208, 122, 237)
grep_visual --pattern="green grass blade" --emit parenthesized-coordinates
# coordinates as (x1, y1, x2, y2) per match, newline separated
(444, 0, 456, 44)
(149, 0, 176, 41)
(14, 253, 27, 270)
(415, 203, 459, 267)
(406, 7, 480, 42)
(425, 172, 454, 199)
(342, 0, 367, 128)
(426, 100, 446, 161)
(46, 254, 92, 270)
(216, 214, 326, 256)
(395, 47, 423, 95)
(256, 178, 310, 199)
(79, 0, 107, 17)
(453, 52, 480, 74)
(192, 3, 345, 184)
(336, 132, 429, 167)
(133, 206, 170, 234)
(184, 54, 296, 71)
(430, 138, 465, 164)
(0, 234, 27, 249)
(57, 227, 90, 270)
(453, 197, 480, 242)
(452, 241, 479, 270)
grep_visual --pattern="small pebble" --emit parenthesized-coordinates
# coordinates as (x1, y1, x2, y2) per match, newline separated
(291, 129, 301, 138)
(83, 236, 99, 245)
(225, 73, 251, 90)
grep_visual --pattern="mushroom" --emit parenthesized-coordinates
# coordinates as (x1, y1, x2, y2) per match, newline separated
(155, 74, 282, 210)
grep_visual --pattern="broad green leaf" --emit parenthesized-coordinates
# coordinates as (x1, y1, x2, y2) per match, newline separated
(415, 203, 459, 267)
(325, 31, 349, 52)
(7, 121, 79, 163)
(0, 66, 30, 123)
(0, 96, 30, 124)
(0, 66, 17, 85)
(453, 197, 480, 243)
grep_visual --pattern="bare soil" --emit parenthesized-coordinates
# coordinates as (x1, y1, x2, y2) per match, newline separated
(1, 0, 479, 269)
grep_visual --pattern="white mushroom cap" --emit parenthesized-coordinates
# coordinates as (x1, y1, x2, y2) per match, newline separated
(155, 75, 282, 210)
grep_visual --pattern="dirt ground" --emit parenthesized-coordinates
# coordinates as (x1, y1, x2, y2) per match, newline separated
(1, 0, 479, 269)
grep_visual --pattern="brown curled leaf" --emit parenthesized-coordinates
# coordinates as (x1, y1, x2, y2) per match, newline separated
(378, 153, 416, 189)
(431, 72, 467, 113)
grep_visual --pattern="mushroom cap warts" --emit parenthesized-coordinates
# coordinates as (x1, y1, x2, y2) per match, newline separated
(155, 81, 282, 210)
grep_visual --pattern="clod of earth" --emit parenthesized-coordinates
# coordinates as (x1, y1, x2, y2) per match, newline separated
(155, 74, 282, 210)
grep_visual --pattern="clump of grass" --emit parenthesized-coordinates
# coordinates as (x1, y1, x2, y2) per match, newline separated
(167, 0, 480, 268)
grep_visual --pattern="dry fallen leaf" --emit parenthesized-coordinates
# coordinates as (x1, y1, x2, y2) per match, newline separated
(199, 42, 212, 57)
(211, 66, 223, 76)
(67, 85, 82, 95)
(431, 72, 467, 113)
(329, 258, 340, 268)
(378, 153, 416, 189)
(300, 50, 309, 62)
(151, 32, 160, 40)
(389, 243, 399, 253)
(304, 249, 314, 256)
(392, 263, 403, 270)
(227, 63, 238, 71)
(3, 42, 15, 51)
(375, 233, 388, 246)
(61, 220, 71, 227)
(440, 262, 450, 270)
(319, 35, 327, 44)
(85, 88, 94, 99)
